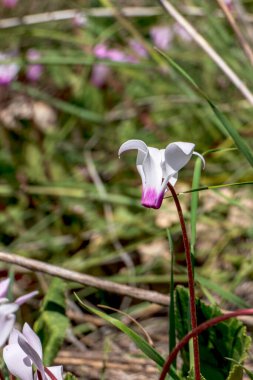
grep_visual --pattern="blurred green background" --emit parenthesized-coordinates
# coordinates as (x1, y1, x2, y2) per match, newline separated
(0, 0, 252, 303)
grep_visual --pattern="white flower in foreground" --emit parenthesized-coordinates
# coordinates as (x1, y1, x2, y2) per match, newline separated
(0, 278, 38, 347)
(3, 323, 63, 380)
(118, 139, 204, 209)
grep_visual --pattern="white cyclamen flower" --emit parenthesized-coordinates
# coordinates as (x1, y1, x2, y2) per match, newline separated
(118, 139, 204, 209)
(0, 278, 38, 347)
(3, 323, 63, 380)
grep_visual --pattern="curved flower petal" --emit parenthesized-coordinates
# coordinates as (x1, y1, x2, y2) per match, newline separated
(3, 343, 33, 380)
(193, 151, 205, 168)
(0, 298, 9, 305)
(0, 278, 10, 298)
(0, 302, 19, 314)
(15, 290, 38, 306)
(118, 139, 148, 191)
(141, 148, 164, 209)
(118, 139, 148, 157)
(22, 323, 43, 360)
(8, 328, 20, 344)
(18, 335, 45, 379)
(168, 172, 178, 187)
(165, 142, 195, 173)
(0, 312, 15, 347)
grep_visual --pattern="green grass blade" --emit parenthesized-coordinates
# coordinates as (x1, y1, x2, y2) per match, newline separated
(190, 158, 202, 255)
(76, 295, 163, 365)
(75, 294, 180, 380)
(196, 275, 249, 308)
(156, 49, 253, 168)
(208, 101, 253, 167)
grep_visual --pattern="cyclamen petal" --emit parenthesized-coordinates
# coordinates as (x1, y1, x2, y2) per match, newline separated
(4, 323, 63, 380)
(3, 343, 33, 380)
(15, 290, 39, 306)
(18, 336, 45, 378)
(164, 142, 195, 173)
(0, 278, 10, 298)
(141, 188, 164, 209)
(118, 139, 204, 209)
(0, 312, 16, 347)
(22, 322, 43, 359)
(0, 284, 38, 347)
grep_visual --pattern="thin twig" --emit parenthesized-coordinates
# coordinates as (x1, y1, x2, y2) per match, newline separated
(2, 6, 253, 30)
(216, 0, 253, 65)
(0, 7, 162, 29)
(0, 251, 170, 306)
(158, 0, 253, 105)
(233, 0, 253, 42)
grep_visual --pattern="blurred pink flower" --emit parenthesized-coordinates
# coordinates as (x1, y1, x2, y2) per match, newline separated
(0, 52, 19, 86)
(26, 49, 43, 82)
(94, 44, 134, 63)
(129, 39, 148, 58)
(150, 26, 173, 50)
(2, 0, 18, 8)
(72, 12, 87, 27)
(91, 63, 110, 87)
(94, 44, 109, 59)
(225, 0, 233, 10)
(173, 23, 192, 42)
(91, 43, 136, 87)
(3, 323, 63, 380)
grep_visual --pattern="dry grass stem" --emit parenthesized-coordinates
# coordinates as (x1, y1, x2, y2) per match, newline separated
(159, 0, 253, 105)
(0, 251, 170, 306)
(216, 0, 253, 65)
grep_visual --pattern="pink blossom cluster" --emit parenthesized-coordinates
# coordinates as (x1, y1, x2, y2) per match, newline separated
(2, 0, 18, 8)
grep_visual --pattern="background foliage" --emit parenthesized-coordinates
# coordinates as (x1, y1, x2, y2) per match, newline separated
(0, 1, 252, 378)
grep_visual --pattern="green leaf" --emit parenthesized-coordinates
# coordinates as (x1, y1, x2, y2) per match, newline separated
(75, 294, 180, 380)
(187, 367, 207, 380)
(64, 373, 78, 380)
(175, 286, 251, 380)
(34, 278, 69, 365)
(156, 50, 253, 168)
(226, 365, 243, 380)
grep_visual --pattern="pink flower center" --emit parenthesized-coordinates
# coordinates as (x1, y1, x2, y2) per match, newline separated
(141, 188, 164, 209)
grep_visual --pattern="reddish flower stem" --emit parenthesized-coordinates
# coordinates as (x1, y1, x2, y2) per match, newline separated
(167, 183, 200, 380)
(45, 368, 58, 380)
(159, 308, 253, 380)
(0, 371, 4, 380)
